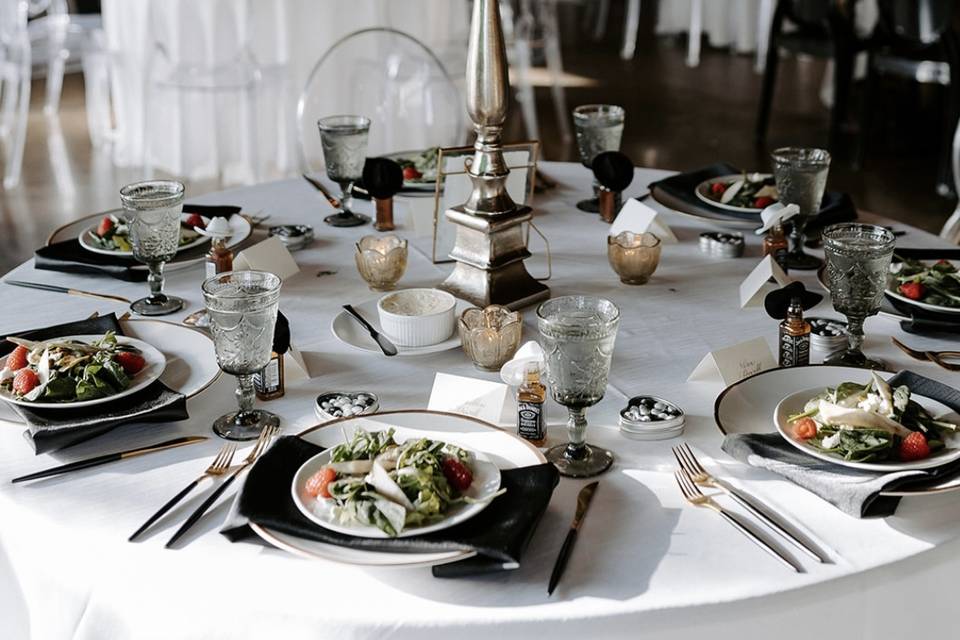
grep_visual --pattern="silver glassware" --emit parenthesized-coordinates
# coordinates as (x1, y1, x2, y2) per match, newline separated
(318, 115, 371, 227)
(202, 271, 282, 440)
(572, 104, 625, 213)
(771, 147, 831, 271)
(537, 295, 620, 477)
(822, 223, 896, 369)
(120, 180, 186, 316)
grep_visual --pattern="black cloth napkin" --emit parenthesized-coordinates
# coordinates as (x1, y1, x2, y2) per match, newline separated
(1, 313, 188, 453)
(649, 162, 857, 231)
(721, 370, 960, 517)
(225, 436, 559, 578)
(34, 204, 241, 282)
(885, 295, 960, 337)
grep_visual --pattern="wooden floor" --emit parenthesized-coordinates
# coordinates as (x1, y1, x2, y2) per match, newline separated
(1, 22, 955, 276)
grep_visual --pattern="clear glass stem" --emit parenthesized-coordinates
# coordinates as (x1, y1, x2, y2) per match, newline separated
(591, 177, 600, 199)
(845, 315, 865, 354)
(564, 407, 588, 460)
(147, 261, 167, 303)
(235, 373, 256, 422)
(788, 218, 807, 259)
(339, 180, 354, 215)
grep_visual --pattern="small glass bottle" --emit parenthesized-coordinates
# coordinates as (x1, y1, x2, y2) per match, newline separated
(205, 236, 234, 279)
(517, 362, 546, 446)
(254, 351, 285, 400)
(779, 297, 811, 368)
(763, 223, 789, 276)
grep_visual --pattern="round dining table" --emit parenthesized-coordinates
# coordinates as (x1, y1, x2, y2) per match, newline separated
(2, 161, 960, 640)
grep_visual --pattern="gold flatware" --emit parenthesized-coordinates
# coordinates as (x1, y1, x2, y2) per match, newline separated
(673, 443, 827, 563)
(166, 424, 279, 548)
(4, 279, 131, 304)
(129, 442, 237, 541)
(547, 481, 598, 596)
(675, 469, 802, 572)
(302, 173, 342, 210)
(891, 337, 960, 371)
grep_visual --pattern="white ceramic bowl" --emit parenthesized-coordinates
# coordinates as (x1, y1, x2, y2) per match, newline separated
(377, 288, 457, 347)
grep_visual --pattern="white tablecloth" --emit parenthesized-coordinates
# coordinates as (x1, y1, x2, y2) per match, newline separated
(3, 162, 960, 640)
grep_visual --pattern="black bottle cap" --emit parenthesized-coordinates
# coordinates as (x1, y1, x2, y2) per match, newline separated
(764, 282, 823, 319)
(592, 151, 635, 192)
(361, 158, 404, 200)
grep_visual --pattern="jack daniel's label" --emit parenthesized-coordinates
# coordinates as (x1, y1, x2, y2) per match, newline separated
(779, 333, 810, 368)
(518, 401, 544, 441)
(254, 357, 281, 394)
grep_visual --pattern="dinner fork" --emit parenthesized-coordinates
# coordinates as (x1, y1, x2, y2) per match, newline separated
(891, 337, 960, 372)
(673, 443, 827, 563)
(675, 469, 802, 572)
(129, 443, 237, 542)
(165, 425, 279, 548)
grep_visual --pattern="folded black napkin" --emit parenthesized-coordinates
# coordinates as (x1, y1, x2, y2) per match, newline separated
(1, 313, 188, 453)
(34, 204, 241, 282)
(721, 370, 960, 518)
(649, 163, 857, 231)
(224, 436, 559, 577)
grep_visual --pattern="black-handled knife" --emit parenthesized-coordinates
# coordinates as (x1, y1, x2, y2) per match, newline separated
(11, 436, 208, 483)
(342, 304, 398, 356)
(548, 481, 598, 596)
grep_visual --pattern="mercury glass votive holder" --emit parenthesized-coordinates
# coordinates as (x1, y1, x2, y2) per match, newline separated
(607, 231, 662, 284)
(458, 305, 523, 371)
(355, 234, 408, 291)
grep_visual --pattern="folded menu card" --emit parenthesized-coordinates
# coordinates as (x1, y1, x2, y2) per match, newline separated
(722, 371, 960, 518)
(0, 313, 188, 453)
(34, 204, 241, 281)
(232, 236, 300, 281)
(740, 255, 792, 308)
(224, 436, 559, 577)
(687, 337, 776, 386)
(609, 198, 678, 243)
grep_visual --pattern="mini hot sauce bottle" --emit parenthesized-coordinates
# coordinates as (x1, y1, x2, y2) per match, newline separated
(779, 296, 811, 368)
(517, 362, 546, 446)
(763, 223, 789, 276)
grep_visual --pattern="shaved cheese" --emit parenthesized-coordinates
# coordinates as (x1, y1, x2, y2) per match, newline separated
(325, 460, 374, 475)
(366, 461, 414, 512)
(721, 179, 743, 204)
(24, 348, 52, 401)
(817, 400, 912, 437)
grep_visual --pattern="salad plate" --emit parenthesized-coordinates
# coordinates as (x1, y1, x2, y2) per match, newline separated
(330, 297, 467, 356)
(694, 173, 777, 214)
(0, 334, 165, 409)
(885, 258, 960, 316)
(78, 213, 210, 257)
(291, 429, 502, 539)
(383, 148, 438, 191)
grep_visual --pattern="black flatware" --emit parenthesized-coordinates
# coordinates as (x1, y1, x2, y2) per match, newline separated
(342, 304, 398, 356)
(548, 481, 598, 596)
(301, 173, 341, 210)
(4, 279, 132, 304)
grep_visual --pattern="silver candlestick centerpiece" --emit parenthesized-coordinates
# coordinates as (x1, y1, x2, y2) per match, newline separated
(437, 0, 549, 310)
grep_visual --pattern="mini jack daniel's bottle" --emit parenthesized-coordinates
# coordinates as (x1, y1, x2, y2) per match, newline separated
(517, 362, 546, 446)
(779, 297, 811, 368)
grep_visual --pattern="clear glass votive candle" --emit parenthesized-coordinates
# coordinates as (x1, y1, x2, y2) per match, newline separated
(459, 305, 523, 371)
(608, 231, 662, 284)
(355, 234, 408, 291)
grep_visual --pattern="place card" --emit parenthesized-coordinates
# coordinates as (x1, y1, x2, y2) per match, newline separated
(232, 236, 300, 280)
(285, 346, 310, 383)
(687, 337, 776, 386)
(427, 373, 516, 426)
(739, 255, 791, 308)
(609, 198, 678, 243)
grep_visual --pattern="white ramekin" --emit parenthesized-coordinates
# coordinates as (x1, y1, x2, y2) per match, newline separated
(376, 288, 457, 347)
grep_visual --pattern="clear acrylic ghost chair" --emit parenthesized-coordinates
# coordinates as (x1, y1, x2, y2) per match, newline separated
(298, 27, 464, 173)
(0, 0, 30, 188)
(939, 116, 960, 243)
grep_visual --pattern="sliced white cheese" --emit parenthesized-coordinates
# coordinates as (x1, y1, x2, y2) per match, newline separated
(720, 179, 743, 204)
(23, 348, 52, 401)
(817, 400, 912, 437)
(366, 461, 414, 512)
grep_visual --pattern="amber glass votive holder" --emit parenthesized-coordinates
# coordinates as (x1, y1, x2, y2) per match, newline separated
(607, 231, 661, 285)
(355, 234, 408, 291)
(459, 305, 523, 371)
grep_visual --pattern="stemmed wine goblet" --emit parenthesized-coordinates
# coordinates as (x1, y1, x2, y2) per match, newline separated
(318, 115, 371, 227)
(202, 270, 282, 440)
(822, 223, 896, 369)
(572, 104, 625, 213)
(771, 147, 831, 270)
(537, 295, 620, 477)
(120, 180, 187, 316)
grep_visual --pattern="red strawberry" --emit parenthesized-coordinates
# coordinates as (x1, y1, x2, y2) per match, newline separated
(753, 196, 776, 209)
(184, 213, 206, 230)
(402, 166, 422, 181)
(12, 369, 39, 396)
(4, 346, 28, 371)
(96, 216, 114, 237)
(114, 351, 146, 375)
(441, 457, 473, 492)
(710, 182, 726, 196)
(899, 432, 931, 461)
(899, 281, 925, 301)
(936, 259, 953, 267)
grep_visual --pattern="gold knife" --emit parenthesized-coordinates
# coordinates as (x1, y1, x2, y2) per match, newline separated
(548, 481, 598, 596)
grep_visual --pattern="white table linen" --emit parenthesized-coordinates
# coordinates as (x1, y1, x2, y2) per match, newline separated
(2, 162, 960, 640)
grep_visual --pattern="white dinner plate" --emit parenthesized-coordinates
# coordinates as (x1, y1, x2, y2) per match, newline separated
(774, 386, 960, 472)
(250, 410, 546, 567)
(78, 213, 211, 257)
(694, 173, 775, 214)
(47, 210, 253, 272)
(0, 335, 166, 409)
(120, 318, 221, 399)
(884, 287, 960, 316)
(330, 297, 467, 356)
(383, 149, 438, 191)
(292, 442, 502, 539)
(714, 365, 960, 496)
(652, 191, 759, 230)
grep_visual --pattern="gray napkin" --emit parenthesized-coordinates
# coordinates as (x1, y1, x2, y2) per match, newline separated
(721, 371, 960, 518)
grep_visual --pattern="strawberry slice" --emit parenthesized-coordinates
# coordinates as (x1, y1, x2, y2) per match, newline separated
(12, 369, 40, 396)
(96, 216, 114, 237)
(4, 346, 28, 371)
(115, 351, 146, 375)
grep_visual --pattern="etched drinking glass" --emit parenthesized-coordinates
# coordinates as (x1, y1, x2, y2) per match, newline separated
(202, 271, 282, 440)
(771, 147, 831, 271)
(318, 115, 371, 227)
(822, 223, 896, 369)
(537, 296, 620, 477)
(120, 180, 186, 316)
(573, 104, 625, 213)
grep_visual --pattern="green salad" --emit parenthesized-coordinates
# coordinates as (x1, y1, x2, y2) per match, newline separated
(890, 258, 960, 308)
(787, 372, 958, 463)
(393, 147, 438, 183)
(303, 428, 503, 536)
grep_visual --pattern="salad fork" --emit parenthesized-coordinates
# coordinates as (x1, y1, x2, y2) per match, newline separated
(129, 443, 237, 542)
(165, 424, 279, 548)
(673, 443, 827, 563)
(675, 469, 802, 572)
(891, 337, 960, 372)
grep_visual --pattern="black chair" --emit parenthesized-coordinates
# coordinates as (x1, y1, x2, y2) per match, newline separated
(857, 0, 959, 197)
(756, 0, 865, 147)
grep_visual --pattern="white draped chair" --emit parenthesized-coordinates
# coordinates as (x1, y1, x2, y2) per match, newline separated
(0, 0, 30, 188)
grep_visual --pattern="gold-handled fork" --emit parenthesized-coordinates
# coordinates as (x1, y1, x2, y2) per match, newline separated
(673, 443, 827, 563)
(675, 469, 802, 572)
(129, 443, 237, 541)
(891, 337, 960, 372)
(166, 425, 280, 548)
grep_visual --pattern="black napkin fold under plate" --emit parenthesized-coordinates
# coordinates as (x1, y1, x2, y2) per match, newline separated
(235, 436, 559, 577)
